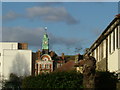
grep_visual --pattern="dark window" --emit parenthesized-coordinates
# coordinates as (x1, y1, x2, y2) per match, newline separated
(96, 48, 98, 61)
(92, 51, 94, 57)
(119, 26, 120, 48)
(109, 34, 111, 53)
(116, 27, 119, 48)
(101, 42, 104, 59)
(99, 46, 101, 61)
(113, 30, 115, 51)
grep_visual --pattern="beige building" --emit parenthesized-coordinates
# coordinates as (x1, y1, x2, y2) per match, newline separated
(86, 14, 120, 75)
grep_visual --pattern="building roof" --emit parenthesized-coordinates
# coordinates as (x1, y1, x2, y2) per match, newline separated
(85, 14, 120, 55)
(54, 60, 76, 72)
(115, 14, 120, 18)
(64, 55, 75, 61)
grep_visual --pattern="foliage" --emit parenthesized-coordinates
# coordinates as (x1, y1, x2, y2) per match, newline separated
(2, 71, 118, 89)
(22, 71, 83, 88)
(95, 71, 118, 88)
(2, 73, 23, 89)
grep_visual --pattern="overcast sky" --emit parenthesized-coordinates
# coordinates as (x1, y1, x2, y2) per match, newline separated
(1, 1, 119, 55)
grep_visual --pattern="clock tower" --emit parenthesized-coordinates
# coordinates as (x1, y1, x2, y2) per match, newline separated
(42, 27, 49, 54)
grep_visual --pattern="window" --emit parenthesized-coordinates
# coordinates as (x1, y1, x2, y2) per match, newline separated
(119, 26, 120, 48)
(103, 40, 106, 58)
(113, 30, 115, 51)
(35, 64, 38, 75)
(92, 51, 94, 57)
(35, 64, 38, 70)
(116, 27, 119, 48)
(46, 64, 49, 69)
(42, 64, 44, 69)
(98, 42, 104, 61)
(101, 42, 104, 59)
(109, 34, 111, 53)
(106, 37, 108, 59)
(96, 48, 98, 61)
(99, 46, 101, 61)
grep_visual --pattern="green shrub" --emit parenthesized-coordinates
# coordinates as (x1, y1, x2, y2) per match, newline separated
(95, 71, 118, 88)
(22, 71, 83, 88)
(3, 71, 118, 89)
(2, 73, 22, 89)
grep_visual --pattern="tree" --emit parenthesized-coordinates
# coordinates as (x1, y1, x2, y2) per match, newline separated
(2, 73, 23, 89)
(22, 71, 83, 88)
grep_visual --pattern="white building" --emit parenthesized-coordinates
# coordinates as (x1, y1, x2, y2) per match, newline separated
(0, 42, 32, 81)
(86, 14, 120, 75)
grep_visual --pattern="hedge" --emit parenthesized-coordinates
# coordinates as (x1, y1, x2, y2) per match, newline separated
(22, 71, 83, 88)
(3, 71, 118, 89)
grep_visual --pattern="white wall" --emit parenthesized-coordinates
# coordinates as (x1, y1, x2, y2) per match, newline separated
(108, 49, 119, 72)
(3, 50, 32, 79)
(118, 49, 120, 72)
(0, 42, 32, 80)
(107, 25, 119, 72)
(0, 42, 18, 50)
(0, 42, 18, 79)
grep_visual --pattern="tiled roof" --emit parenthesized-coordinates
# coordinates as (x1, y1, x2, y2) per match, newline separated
(64, 55, 75, 61)
(115, 14, 120, 18)
(54, 60, 76, 72)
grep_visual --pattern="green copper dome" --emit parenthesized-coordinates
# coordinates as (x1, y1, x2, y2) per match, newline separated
(42, 33, 49, 50)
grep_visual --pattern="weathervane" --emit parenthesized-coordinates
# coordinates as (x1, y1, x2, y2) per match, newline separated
(45, 27, 47, 33)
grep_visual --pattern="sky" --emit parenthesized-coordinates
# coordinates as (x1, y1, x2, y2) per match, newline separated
(1, 1, 119, 55)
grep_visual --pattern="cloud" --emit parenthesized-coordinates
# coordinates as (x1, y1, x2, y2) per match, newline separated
(2, 26, 83, 50)
(39, 2, 63, 6)
(49, 33, 83, 48)
(26, 6, 78, 24)
(3, 6, 78, 24)
(2, 26, 45, 47)
(3, 11, 21, 21)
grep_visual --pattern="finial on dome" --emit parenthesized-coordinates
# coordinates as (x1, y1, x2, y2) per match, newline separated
(45, 27, 47, 33)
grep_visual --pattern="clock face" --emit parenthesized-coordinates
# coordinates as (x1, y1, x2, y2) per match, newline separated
(44, 41, 48, 44)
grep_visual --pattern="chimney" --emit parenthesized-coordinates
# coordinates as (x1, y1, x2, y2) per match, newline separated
(50, 51, 54, 57)
(18, 43, 28, 50)
(37, 49, 41, 60)
(61, 53, 65, 60)
(115, 14, 120, 18)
